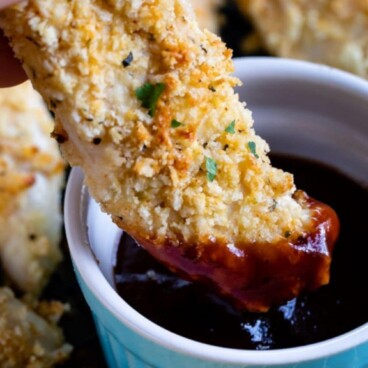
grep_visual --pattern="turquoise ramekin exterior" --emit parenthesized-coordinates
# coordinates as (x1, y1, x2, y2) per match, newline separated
(74, 267, 368, 368)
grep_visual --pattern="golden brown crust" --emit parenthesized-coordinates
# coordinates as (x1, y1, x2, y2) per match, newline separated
(0, 0, 311, 245)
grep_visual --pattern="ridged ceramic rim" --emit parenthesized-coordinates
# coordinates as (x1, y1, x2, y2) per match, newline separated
(65, 57, 368, 366)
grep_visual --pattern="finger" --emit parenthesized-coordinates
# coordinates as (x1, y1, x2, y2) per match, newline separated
(0, 0, 21, 10)
(0, 30, 27, 87)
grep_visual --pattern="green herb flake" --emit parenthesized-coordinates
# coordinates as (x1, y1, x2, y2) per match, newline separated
(171, 119, 183, 128)
(136, 82, 165, 117)
(225, 120, 236, 134)
(205, 157, 217, 182)
(248, 141, 259, 159)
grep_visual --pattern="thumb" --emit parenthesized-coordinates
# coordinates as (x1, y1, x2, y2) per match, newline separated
(0, 0, 21, 10)
(0, 30, 27, 87)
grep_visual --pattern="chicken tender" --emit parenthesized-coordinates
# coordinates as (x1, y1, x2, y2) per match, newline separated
(0, 0, 338, 311)
(190, 0, 223, 33)
(0, 287, 72, 368)
(0, 82, 65, 295)
(238, 0, 368, 78)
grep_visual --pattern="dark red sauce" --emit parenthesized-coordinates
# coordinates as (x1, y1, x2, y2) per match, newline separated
(114, 154, 368, 350)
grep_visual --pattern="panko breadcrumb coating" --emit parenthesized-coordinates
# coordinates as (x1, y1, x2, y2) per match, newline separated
(0, 82, 65, 295)
(0, 0, 338, 311)
(238, 0, 368, 78)
(0, 287, 72, 368)
(190, 0, 223, 33)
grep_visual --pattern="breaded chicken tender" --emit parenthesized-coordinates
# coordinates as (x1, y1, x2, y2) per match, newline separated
(238, 0, 368, 78)
(190, 0, 223, 33)
(0, 82, 64, 295)
(0, 287, 72, 368)
(0, 0, 338, 311)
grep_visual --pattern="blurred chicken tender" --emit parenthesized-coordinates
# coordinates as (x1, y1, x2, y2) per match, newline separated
(0, 0, 337, 311)
(0, 82, 64, 295)
(0, 287, 72, 368)
(238, 0, 368, 78)
(190, 0, 223, 33)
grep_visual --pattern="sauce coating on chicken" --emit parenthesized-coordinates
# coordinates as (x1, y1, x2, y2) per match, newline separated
(116, 195, 338, 312)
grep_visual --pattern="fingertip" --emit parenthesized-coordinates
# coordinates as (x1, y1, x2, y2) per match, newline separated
(0, 30, 27, 88)
(0, 0, 22, 11)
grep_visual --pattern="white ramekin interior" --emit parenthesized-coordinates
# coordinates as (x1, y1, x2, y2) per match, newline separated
(65, 57, 368, 366)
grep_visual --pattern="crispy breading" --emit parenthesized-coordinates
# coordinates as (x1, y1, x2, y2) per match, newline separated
(0, 1, 307, 244)
(0, 287, 72, 368)
(0, 0, 338, 311)
(238, 0, 368, 78)
(190, 0, 223, 33)
(0, 82, 65, 295)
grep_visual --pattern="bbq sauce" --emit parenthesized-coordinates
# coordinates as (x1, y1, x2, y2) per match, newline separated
(114, 154, 368, 350)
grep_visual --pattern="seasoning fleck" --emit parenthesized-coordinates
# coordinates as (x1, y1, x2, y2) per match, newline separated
(122, 52, 133, 68)
(50, 98, 62, 109)
(270, 199, 277, 212)
(200, 44, 208, 53)
(51, 132, 68, 144)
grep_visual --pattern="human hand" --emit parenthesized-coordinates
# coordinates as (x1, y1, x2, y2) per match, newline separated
(0, 0, 27, 87)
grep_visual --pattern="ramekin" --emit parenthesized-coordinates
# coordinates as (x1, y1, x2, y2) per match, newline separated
(65, 57, 368, 368)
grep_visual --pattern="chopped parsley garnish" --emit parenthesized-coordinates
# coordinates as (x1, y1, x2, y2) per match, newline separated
(205, 157, 217, 182)
(171, 119, 183, 128)
(225, 120, 236, 134)
(136, 82, 165, 117)
(122, 52, 133, 67)
(248, 141, 259, 158)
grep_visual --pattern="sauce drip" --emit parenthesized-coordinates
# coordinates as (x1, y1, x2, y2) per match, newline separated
(114, 154, 368, 350)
